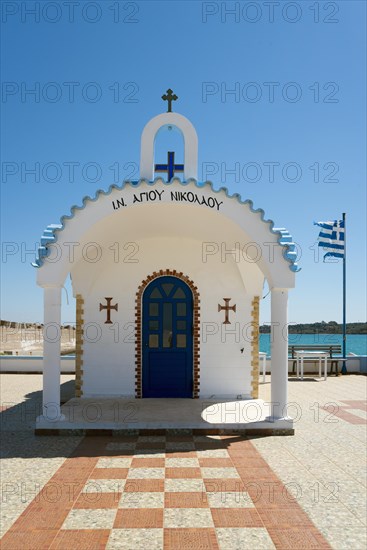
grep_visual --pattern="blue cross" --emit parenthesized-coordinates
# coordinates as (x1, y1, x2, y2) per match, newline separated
(155, 151, 184, 182)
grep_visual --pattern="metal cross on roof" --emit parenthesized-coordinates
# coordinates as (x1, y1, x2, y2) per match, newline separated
(155, 151, 184, 182)
(162, 88, 178, 112)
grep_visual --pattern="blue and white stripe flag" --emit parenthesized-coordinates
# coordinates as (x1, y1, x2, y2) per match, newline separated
(314, 220, 345, 259)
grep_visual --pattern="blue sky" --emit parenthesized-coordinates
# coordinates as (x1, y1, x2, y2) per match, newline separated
(1, 0, 366, 324)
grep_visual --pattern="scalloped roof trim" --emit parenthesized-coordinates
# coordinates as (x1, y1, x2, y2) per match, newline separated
(32, 178, 300, 272)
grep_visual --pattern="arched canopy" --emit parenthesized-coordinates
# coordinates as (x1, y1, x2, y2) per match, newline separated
(34, 179, 299, 290)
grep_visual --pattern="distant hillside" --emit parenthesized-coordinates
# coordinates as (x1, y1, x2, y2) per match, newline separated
(260, 322, 367, 334)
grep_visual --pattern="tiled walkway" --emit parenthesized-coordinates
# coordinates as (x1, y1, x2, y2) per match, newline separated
(1, 374, 366, 549)
(1, 433, 331, 549)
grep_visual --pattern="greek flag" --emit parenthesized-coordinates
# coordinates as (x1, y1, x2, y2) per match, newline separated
(314, 220, 345, 259)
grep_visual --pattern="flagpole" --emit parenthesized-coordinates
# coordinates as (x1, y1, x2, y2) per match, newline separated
(341, 212, 347, 374)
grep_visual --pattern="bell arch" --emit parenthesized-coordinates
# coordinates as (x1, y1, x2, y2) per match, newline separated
(140, 112, 198, 180)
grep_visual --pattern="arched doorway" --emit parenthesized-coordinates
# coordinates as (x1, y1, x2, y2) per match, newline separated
(142, 276, 193, 397)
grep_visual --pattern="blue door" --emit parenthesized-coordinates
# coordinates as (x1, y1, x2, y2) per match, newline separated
(142, 276, 193, 398)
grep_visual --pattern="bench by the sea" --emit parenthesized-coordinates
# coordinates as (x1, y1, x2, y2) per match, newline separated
(288, 345, 342, 375)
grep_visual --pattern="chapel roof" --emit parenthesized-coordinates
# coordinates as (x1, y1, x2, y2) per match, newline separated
(32, 179, 300, 272)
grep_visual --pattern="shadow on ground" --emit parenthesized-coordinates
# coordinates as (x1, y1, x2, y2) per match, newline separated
(1, 380, 82, 460)
(1, 380, 279, 459)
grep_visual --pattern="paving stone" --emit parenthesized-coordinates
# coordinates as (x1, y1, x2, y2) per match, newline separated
(124, 479, 164, 492)
(114, 508, 163, 528)
(165, 467, 201, 479)
(164, 528, 219, 549)
(201, 467, 240, 479)
(165, 492, 209, 508)
(165, 442, 196, 451)
(211, 508, 263, 528)
(1, 374, 364, 550)
(196, 449, 230, 458)
(74, 493, 121, 509)
(119, 492, 164, 508)
(165, 457, 200, 468)
(138, 436, 166, 443)
(164, 508, 214, 528)
(105, 442, 136, 451)
(82, 479, 126, 493)
(133, 452, 166, 459)
(50, 529, 110, 549)
(62, 509, 116, 530)
(107, 528, 163, 549)
(127, 468, 165, 479)
(267, 527, 331, 549)
(97, 458, 132, 468)
(92, 468, 129, 479)
(131, 457, 165, 468)
(165, 479, 206, 492)
(207, 492, 254, 508)
(216, 527, 276, 549)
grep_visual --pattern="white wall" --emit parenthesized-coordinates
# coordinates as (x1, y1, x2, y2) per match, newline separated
(1, 356, 363, 375)
(72, 236, 263, 398)
(0, 356, 75, 373)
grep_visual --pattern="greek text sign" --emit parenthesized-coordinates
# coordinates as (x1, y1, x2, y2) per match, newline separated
(112, 189, 223, 212)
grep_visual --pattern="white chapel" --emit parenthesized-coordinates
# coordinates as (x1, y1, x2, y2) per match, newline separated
(34, 90, 298, 433)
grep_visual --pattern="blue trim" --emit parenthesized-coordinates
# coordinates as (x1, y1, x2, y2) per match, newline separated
(155, 151, 184, 181)
(32, 179, 300, 272)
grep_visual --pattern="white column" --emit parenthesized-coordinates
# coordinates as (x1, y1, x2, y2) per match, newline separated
(270, 288, 289, 420)
(40, 286, 64, 421)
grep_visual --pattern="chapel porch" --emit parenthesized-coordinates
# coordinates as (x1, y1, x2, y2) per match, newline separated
(35, 395, 294, 436)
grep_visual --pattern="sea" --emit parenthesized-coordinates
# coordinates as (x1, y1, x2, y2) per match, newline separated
(259, 334, 367, 356)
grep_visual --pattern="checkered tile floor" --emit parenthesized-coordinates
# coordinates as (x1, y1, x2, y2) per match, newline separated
(1, 434, 331, 549)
